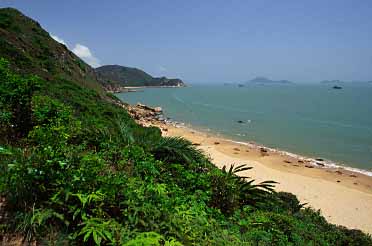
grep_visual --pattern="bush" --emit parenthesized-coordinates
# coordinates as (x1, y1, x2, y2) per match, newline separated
(1, 58, 371, 245)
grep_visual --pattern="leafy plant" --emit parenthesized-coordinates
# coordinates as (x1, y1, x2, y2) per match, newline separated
(0, 57, 41, 142)
(1, 53, 371, 245)
(149, 136, 206, 165)
(210, 164, 276, 215)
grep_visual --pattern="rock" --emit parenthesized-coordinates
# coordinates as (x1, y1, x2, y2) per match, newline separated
(349, 174, 357, 178)
(336, 180, 341, 183)
(298, 160, 304, 163)
(305, 165, 314, 168)
(284, 160, 292, 163)
(260, 147, 269, 156)
(315, 158, 324, 161)
(335, 170, 343, 175)
(154, 107, 162, 113)
(214, 142, 220, 145)
(233, 147, 240, 151)
(316, 162, 325, 167)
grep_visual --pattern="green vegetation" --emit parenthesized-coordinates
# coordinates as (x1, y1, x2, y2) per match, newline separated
(0, 8, 103, 94)
(1, 58, 372, 245)
(96, 65, 185, 87)
(0, 7, 372, 246)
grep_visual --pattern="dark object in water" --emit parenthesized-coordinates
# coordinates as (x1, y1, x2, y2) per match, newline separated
(238, 84, 245, 87)
(332, 85, 342, 89)
(237, 120, 244, 124)
(315, 158, 324, 161)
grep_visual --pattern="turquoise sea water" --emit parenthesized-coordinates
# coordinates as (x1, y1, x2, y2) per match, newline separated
(117, 84, 372, 174)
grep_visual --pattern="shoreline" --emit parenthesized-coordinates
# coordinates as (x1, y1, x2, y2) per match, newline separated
(162, 121, 372, 193)
(107, 85, 187, 93)
(124, 102, 372, 233)
(169, 121, 372, 177)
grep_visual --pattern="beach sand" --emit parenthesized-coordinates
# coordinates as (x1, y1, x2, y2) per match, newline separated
(154, 122, 372, 234)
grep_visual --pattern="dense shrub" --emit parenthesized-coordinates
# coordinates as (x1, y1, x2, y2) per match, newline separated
(1, 58, 371, 245)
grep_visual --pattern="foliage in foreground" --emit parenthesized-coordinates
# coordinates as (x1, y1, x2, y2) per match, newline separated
(1, 57, 372, 245)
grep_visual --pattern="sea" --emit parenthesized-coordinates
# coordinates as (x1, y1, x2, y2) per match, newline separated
(116, 83, 372, 176)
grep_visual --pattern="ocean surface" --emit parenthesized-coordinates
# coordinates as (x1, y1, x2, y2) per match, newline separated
(117, 84, 372, 174)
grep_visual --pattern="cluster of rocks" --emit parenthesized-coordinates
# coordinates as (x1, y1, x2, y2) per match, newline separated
(125, 103, 170, 133)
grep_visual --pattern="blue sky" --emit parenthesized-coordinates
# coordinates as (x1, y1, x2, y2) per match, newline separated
(1, 0, 372, 83)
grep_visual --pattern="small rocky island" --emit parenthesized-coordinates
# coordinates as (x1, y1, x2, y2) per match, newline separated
(246, 77, 294, 85)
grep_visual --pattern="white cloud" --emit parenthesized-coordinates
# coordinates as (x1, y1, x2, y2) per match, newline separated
(51, 34, 101, 68)
(72, 44, 101, 68)
(51, 35, 67, 46)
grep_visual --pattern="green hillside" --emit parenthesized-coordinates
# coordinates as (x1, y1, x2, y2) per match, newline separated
(0, 7, 371, 245)
(0, 8, 103, 94)
(96, 65, 186, 87)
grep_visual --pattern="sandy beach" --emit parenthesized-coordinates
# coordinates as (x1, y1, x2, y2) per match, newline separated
(150, 122, 372, 234)
(126, 102, 372, 234)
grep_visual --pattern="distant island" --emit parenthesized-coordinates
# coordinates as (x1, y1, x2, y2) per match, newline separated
(247, 77, 294, 85)
(320, 80, 343, 84)
(321, 80, 372, 85)
(96, 65, 186, 92)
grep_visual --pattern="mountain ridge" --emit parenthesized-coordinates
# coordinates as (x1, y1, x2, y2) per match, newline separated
(96, 64, 186, 89)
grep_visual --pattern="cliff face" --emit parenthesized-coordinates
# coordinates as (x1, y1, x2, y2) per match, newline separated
(96, 65, 186, 88)
(0, 8, 104, 94)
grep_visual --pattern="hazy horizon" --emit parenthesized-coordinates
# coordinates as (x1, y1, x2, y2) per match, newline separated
(2, 0, 371, 83)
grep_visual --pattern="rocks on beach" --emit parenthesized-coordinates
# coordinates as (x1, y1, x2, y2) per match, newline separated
(260, 147, 269, 156)
(117, 102, 172, 135)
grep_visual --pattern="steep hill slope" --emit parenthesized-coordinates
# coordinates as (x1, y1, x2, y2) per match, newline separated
(0, 7, 104, 93)
(96, 64, 186, 88)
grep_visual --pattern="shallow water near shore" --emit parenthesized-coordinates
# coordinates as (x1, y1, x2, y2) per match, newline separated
(117, 84, 372, 173)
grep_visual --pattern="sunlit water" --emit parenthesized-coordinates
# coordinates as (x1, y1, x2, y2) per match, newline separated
(117, 84, 372, 173)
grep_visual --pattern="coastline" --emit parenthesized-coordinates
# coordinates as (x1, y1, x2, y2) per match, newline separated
(125, 102, 372, 234)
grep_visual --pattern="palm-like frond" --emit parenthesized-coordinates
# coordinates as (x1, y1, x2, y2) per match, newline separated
(150, 136, 207, 165)
(210, 164, 277, 214)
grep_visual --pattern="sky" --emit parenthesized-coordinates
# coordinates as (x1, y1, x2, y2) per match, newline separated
(1, 0, 372, 83)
